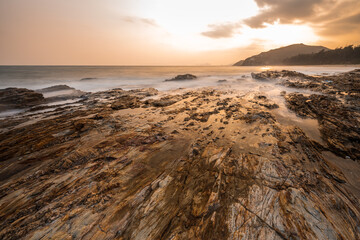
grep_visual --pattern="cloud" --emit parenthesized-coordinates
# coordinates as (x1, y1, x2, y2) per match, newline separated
(122, 16, 158, 27)
(201, 22, 242, 39)
(242, 0, 360, 46)
(244, 0, 333, 28)
(317, 12, 360, 35)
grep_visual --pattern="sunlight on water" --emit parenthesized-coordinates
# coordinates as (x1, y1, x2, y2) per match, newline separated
(260, 66, 271, 71)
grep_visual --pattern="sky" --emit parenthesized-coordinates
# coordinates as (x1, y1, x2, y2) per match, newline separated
(0, 0, 359, 65)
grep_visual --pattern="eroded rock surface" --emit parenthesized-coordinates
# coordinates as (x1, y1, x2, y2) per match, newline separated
(285, 93, 360, 161)
(0, 87, 359, 240)
(251, 69, 360, 163)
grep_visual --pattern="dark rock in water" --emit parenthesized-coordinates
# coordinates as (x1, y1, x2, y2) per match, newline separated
(251, 72, 266, 80)
(165, 74, 197, 81)
(217, 79, 227, 82)
(80, 77, 97, 81)
(0, 87, 44, 111)
(36, 85, 87, 103)
(36, 85, 74, 93)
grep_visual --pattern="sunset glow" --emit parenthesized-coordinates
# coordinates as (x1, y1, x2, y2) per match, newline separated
(0, 0, 359, 65)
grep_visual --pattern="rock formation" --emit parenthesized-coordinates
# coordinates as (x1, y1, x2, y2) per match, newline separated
(0, 88, 45, 111)
(0, 76, 359, 239)
(165, 74, 197, 81)
(36, 85, 86, 103)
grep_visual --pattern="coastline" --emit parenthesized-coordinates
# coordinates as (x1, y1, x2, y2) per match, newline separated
(0, 69, 359, 239)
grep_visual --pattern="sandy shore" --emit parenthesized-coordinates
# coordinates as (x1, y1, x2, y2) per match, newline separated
(0, 70, 359, 239)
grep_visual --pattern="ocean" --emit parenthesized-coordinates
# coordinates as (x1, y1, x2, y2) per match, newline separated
(1, 65, 359, 92)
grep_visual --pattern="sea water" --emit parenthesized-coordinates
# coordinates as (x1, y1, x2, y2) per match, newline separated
(0, 65, 359, 92)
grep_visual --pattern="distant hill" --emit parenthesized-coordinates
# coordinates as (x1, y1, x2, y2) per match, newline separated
(284, 45, 360, 65)
(234, 43, 329, 66)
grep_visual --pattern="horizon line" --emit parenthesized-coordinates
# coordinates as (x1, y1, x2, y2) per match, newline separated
(0, 64, 235, 67)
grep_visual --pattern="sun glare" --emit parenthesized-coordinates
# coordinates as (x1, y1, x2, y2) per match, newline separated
(125, 0, 318, 53)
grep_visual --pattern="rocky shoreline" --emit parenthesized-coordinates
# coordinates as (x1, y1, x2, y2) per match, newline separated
(0, 70, 359, 239)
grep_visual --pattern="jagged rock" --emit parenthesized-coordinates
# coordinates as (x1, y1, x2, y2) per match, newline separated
(251, 70, 307, 80)
(0, 87, 45, 111)
(0, 86, 359, 240)
(165, 74, 197, 81)
(285, 93, 360, 161)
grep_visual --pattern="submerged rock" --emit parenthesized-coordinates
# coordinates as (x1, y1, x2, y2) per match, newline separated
(36, 85, 86, 103)
(165, 74, 197, 81)
(80, 77, 97, 81)
(36, 85, 75, 93)
(0, 87, 45, 111)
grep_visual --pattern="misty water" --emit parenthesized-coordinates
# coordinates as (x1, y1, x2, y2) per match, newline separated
(1, 65, 359, 137)
(1, 65, 359, 92)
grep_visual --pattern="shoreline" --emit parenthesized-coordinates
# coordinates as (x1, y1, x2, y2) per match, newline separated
(0, 69, 359, 239)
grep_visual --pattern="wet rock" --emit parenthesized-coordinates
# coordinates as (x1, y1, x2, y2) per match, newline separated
(240, 110, 275, 124)
(0, 87, 45, 111)
(37, 85, 86, 102)
(0, 87, 359, 240)
(36, 85, 75, 93)
(165, 74, 197, 81)
(253, 95, 279, 109)
(285, 93, 360, 161)
(252, 70, 308, 80)
(267, 69, 360, 103)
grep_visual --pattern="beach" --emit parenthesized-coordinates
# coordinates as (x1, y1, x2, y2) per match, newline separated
(0, 68, 360, 239)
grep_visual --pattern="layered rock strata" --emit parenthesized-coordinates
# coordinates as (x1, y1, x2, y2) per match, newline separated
(0, 84, 359, 239)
